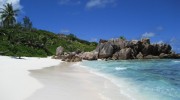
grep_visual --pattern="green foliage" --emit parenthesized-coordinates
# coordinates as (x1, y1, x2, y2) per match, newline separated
(67, 33, 77, 41)
(23, 16, 32, 30)
(66, 33, 97, 45)
(0, 28, 97, 57)
(0, 3, 97, 57)
(119, 36, 126, 40)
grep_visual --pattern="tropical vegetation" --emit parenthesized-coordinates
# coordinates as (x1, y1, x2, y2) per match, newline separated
(0, 3, 97, 57)
(0, 3, 19, 27)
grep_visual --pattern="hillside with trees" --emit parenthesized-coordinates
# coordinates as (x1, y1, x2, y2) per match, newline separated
(0, 3, 97, 57)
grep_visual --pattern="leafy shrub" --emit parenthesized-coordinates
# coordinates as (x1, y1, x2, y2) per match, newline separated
(0, 28, 97, 57)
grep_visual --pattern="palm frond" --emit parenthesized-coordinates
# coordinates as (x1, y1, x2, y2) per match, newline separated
(0, 3, 19, 27)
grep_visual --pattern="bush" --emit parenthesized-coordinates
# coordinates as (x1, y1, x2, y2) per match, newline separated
(0, 28, 97, 57)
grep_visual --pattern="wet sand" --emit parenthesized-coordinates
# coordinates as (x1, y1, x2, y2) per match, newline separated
(26, 62, 130, 100)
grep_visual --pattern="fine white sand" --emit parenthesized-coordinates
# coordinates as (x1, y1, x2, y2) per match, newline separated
(26, 62, 130, 100)
(0, 56, 130, 100)
(0, 56, 61, 100)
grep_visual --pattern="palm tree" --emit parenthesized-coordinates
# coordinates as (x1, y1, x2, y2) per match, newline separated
(23, 16, 33, 30)
(0, 3, 19, 27)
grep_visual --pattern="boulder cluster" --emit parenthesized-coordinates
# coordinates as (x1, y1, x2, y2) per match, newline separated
(55, 38, 180, 62)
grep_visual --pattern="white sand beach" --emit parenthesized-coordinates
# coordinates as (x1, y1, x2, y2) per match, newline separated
(0, 56, 130, 100)
(0, 56, 60, 100)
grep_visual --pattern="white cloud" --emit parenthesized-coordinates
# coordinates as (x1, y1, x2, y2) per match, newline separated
(142, 32, 155, 38)
(86, 0, 116, 9)
(0, 0, 22, 23)
(0, 0, 22, 10)
(58, 0, 81, 5)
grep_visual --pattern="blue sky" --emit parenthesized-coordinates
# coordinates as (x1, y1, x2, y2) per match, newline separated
(1, 0, 180, 52)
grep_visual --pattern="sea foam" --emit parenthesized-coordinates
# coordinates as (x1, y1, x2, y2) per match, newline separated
(81, 59, 180, 100)
(115, 67, 127, 71)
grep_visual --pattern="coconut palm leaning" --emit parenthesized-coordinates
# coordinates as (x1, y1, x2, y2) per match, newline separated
(0, 3, 19, 27)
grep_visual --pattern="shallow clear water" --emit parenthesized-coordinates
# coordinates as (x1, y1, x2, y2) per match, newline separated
(81, 59, 180, 100)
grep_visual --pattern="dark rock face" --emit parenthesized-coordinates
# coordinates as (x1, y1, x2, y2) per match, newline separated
(158, 44, 171, 54)
(112, 48, 132, 60)
(118, 48, 132, 60)
(96, 42, 114, 58)
(96, 39, 129, 59)
(61, 52, 82, 62)
(141, 44, 153, 56)
(93, 38, 178, 60)
(159, 53, 179, 59)
(55, 38, 179, 62)
(178, 54, 180, 58)
(151, 44, 159, 56)
(127, 40, 142, 58)
(71, 56, 82, 62)
(110, 39, 127, 50)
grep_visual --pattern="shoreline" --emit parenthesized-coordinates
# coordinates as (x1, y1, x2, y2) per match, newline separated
(2, 56, 179, 100)
(0, 56, 130, 100)
(26, 62, 131, 100)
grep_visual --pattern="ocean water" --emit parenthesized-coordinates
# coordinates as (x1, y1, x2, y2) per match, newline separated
(81, 59, 180, 100)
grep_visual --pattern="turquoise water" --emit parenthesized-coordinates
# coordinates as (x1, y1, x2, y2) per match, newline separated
(81, 59, 180, 100)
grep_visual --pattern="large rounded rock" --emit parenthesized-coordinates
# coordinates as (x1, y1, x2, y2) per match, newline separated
(112, 52, 119, 60)
(119, 48, 132, 59)
(97, 42, 114, 58)
(110, 39, 127, 49)
(136, 52, 143, 59)
(81, 52, 98, 60)
(61, 52, 82, 62)
(93, 38, 175, 60)
(56, 46, 64, 55)
(112, 48, 132, 60)
(56, 46, 64, 58)
(71, 56, 82, 62)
